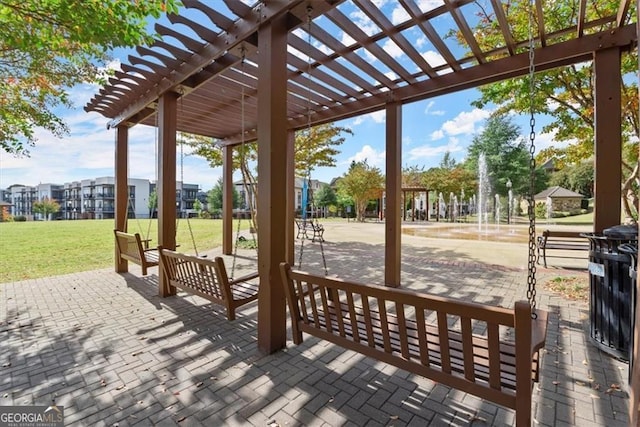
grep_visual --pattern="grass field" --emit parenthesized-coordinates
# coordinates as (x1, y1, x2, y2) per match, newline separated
(0, 219, 246, 283)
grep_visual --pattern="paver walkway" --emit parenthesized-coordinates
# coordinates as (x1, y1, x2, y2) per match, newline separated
(0, 221, 630, 426)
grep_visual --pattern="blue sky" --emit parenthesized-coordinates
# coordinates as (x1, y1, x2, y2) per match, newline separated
(0, 0, 563, 192)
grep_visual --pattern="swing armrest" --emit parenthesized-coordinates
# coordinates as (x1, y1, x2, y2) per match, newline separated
(229, 271, 260, 285)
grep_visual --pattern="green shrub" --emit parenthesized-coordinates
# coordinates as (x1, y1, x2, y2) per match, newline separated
(14, 215, 27, 222)
(535, 203, 547, 219)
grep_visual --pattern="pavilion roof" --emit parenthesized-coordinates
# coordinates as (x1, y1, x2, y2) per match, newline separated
(85, 0, 636, 146)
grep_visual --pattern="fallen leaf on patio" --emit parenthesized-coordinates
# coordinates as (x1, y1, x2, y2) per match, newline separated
(131, 352, 141, 357)
(266, 421, 279, 427)
(115, 385, 126, 391)
(3, 393, 8, 398)
(176, 416, 186, 422)
(575, 381, 586, 387)
(138, 401, 144, 405)
(593, 383, 601, 390)
(210, 376, 217, 381)
(139, 336, 147, 340)
(469, 416, 487, 423)
(195, 382, 203, 388)
(129, 415, 137, 419)
(582, 360, 588, 365)
(2, 362, 10, 367)
(328, 397, 334, 403)
(610, 383, 621, 390)
(100, 379, 107, 387)
(390, 415, 399, 420)
(173, 392, 180, 396)
(552, 381, 559, 385)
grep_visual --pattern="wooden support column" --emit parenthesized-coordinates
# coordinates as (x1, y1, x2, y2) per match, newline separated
(286, 130, 296, 264)
(115, 125, 129, 272)
(629, 7, 640, 423)
(157, 92, 179, 297)
(257, 14, 289, 353)
(222, 145, 233, 255)
(594, 47, 622, 233)
(385, 102, 402, 287)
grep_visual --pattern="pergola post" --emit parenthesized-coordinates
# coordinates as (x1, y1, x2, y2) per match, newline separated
(257, 14, 289, 353)
(115, 125, 129, 273)
(157, 92, 179, 297)
(593, 47, 622, 233)
(222, 145, 233, 255)
(385, 102, 402, 287)
(629, 6, 640, 423)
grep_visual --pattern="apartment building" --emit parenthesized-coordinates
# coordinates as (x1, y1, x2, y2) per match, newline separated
(2, 177, 198, 220)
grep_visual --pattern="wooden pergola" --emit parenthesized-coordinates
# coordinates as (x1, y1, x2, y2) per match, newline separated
(85, 0, 639, 421)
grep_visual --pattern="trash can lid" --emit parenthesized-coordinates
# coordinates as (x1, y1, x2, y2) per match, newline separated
(603, 224, 638, 239)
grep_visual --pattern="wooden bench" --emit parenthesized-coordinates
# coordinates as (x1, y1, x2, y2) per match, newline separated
(295, 219, 325, 242)
(537, 230, 589, 268)
(280, 263, 548, 426)
(158, 247, 259, 320)
(114, 230, 159, 276)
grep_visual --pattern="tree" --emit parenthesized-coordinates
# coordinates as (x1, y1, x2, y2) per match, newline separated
(32, 197, 60, 220)
(208, 178, 240, 213)
(337, 161, 384, 222)
(148, 190, 157, 218)
(1, 0, 180, 155)
(551, 160, 595, 198)
(193, 199, 202, 217)
(466, 0, 638, 221)
(314, 184, 337, 216)
(465, 114, 542, 196)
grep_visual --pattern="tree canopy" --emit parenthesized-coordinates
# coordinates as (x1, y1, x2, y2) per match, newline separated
(1, 0, 180, 155)
(337, 160, 384, 222)
(465, 114, 544, 196)
(32, 197, 60, 220)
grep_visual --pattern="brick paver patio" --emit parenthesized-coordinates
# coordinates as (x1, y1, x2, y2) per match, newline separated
(0, 222, 630, 426)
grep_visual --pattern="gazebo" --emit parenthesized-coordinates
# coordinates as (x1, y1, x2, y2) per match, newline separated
(85, 0, 639, 421)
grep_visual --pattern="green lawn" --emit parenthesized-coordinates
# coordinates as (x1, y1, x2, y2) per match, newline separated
(0, 219, 245, 283)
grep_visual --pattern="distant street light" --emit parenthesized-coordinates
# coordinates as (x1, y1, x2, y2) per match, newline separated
(506, 179, 513, 225)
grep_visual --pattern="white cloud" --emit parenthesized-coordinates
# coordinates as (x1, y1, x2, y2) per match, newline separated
(422, 50, 446, 67)
(439, 108, 492, 137)
(352, 110, 386, 126)
(349, 10, 378, 37)
(417, 0, 444, 13)
(341, 32, 356, 47)
(534, 129, 574, 152)
(382, 39, 404, 59)
(391, 5, 411, 25)
(430, 129, 445, 140)
(425, 100, 445, 116)
(348, 144, 386, 168)
(408, 136, 464, 161)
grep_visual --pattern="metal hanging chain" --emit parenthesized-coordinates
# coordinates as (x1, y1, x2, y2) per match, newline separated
(231, 47, 247, 278)
(526, 2, 538, 315)
(180, 133, 199, 256)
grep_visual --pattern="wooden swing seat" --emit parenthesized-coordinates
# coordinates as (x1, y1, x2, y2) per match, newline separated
(114, 230, 159, 276)
(280, 263, 548, 427)
(158, 247, 259, 320)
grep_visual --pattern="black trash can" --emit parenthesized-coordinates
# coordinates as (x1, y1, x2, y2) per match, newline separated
(583, 225, 638, 361)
